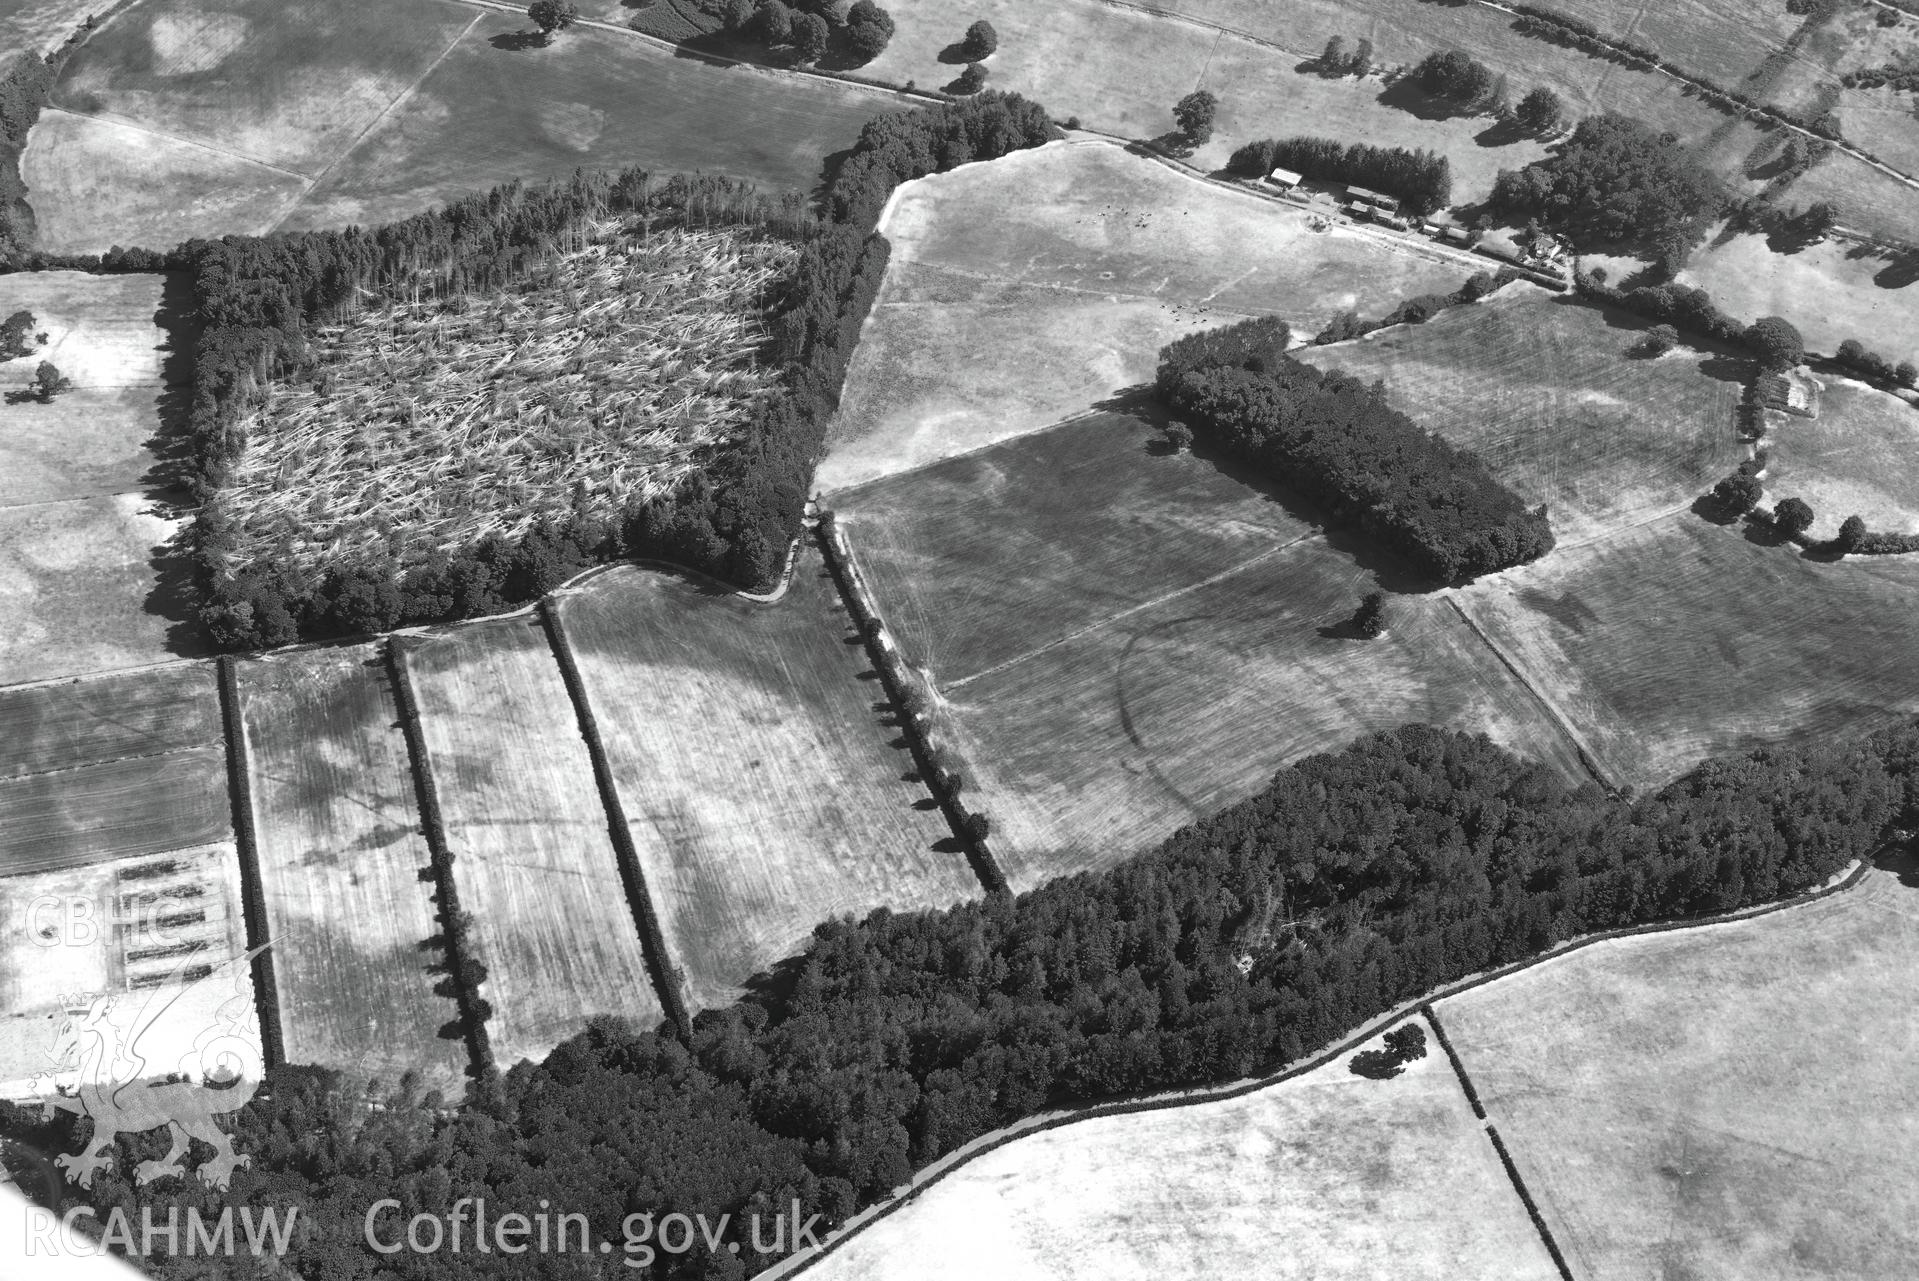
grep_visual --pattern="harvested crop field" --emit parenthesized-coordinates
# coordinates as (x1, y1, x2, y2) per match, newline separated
(1298, 286, 1746, 546)
(402, 615, 667, 1066)
(240, 644, 467, 1087)
(217, 223, 792, 580)
(1762, 376, 1919, 542)
(1681, 232, 1919, 362)
(823, 142, 1474, 490)
(0, 271, 200, 685)
(278, 14, 905, 233)
(21, 108, 309, 253)
(0, 747, 230, 876)
(1453, 511, 1919, 790)
(837, 411, 1585, 887)
(0, 0, 105, 57)
(0, 842, 254, 1093)
(1435, 863, 1919, 1281)
(808, 1014, 1560, 1281)
(51, 0, 478, 174)
(557, 547, 977, 1010)
(0, 662, 217, 780)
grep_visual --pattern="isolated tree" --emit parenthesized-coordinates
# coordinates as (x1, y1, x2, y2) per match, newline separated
(1898, 360, 1918, 389)
(753, 0, 793, 44)
(1416, 49, 1495, 107)
(954, 61, 988, 93)
(32, 360, 70, 401)
(1383, 1023, 1427, 1062)
(961, 18, 998, 59)
(1320, 35, 1346, 71)
(1163, 421, 1194, 451)
(1351, 37, 1374, 76)
(1634, 323, 1679, 357)
(843, 0, 896, 61)
(1514, 86, 1563, 136)
(526, 0, 579, 41)
(1745, 315, 1804, 369)
(791, 9, 829, 60)
(0, 309, 37, 359)
(1795, 199, 1839, 238)
(1353, 591, 1389, 638)
(1711, 473, 1762, 516)
(1774, 495, 1815, 538)
(1173, 89, 1219, 145)
(1836, 514, 1868, 553)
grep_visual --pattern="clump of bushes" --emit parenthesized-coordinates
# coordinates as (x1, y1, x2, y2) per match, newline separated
(959, 18, 997, 60)
(0, 308, 41, 358)
(953, 61, 988, 94)
(1414, 49, 1497, 108)
(1227, 136, 1453, 215)
(1631, 323, 1679, 357)
(1351, 1022, 1428, 1078)
(1158, 317, 1555, 582)
(1352, 591, 1389, 638)
(1833, 338, 1919, 389)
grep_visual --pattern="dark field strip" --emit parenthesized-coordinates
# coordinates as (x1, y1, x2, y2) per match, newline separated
(0, 746, 231, 875)
(0, 662, 220, 780)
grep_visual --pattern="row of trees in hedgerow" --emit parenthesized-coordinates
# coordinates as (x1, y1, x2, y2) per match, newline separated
(12, 717, 1916, 1278)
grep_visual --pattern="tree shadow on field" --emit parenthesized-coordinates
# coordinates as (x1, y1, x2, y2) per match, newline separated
(489, 29, 548, 51)
(1876, 841, 1919, 888)
(144, 271, 212, 660)
(1473, 116, 1529, 148)
(936, 40, 971, 65)
(1095, 387, 1439, 595)
(1875, 252, 1919, 290)
(811, 144, 857, 217)
(1375, 79, 1468, 122)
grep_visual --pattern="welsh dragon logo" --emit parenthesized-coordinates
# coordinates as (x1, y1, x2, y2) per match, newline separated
(27, 944, 269, 1191)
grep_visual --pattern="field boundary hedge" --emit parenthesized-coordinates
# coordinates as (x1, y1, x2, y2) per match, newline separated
(763, 854, 1874, 1279)
(1426, 1004, 1575, 1281)
(815, 512, 1009, 896)
(215, 656, 284, 1072)
(384, 639, 495, 1077)
(537, 599, 694, 1038)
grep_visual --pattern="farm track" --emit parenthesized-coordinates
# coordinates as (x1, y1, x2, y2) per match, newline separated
(760, 856, 1875, 1279)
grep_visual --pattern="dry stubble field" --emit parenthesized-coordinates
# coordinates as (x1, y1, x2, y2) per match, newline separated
(806, 1014, 1560, 1281)
(1453, 511, 1919, 790)
(239, 643, 468, 1087)
(837, 410, 1586, 889)
(557, 546, 977, 1010)
(403, 615, 666, 1067)
(822, 142, 1474, 492)
(1436, 862, 1919, 1281)
(1298, 286, 1746, 547)
(0, 271, 199, 686)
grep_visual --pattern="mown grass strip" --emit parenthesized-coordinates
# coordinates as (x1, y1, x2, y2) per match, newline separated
(537, 598, 693, 1038)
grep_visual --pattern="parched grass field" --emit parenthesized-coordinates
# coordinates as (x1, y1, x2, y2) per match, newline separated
(0, 271, 197, 684)
(1762, 376, 1919, 542)
(838, 411, 1586, 888)
(240, 643, 468, 1088)
(0, 663, 217, 781)
(1453, 511, 1919, 790)
(809, 1014, 1561, 1281)
(1436, 863, 1919, 1280)
(403, 615, 667, 1067)
(1682, 232, 1919, 362)
(216, 223, 791, 580)
(21, 108, 311, 254)
(823, 142, 1474, 491)
(1298, 286, 1746, 547)
(557, 547, 977, 1010)
(278, 12, 904, 234)
(0, 842, 253, 1094)
(51, 0, 478, 174)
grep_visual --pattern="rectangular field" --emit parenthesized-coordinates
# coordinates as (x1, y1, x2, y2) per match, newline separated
(0, 662, 217, 780)
(280, 13, 906, 233)
(1297, 286, 1747, 547)
(557, 548, 978, 1010)
(240, 644, 468, 1087)
(1435, 866, 1919, 1281)
(809, 1014, 1561, 1281)
(0, 842, 254, 1093)
(0, 746, 230, 875)
(1762, 375, 1919, 542)
(1681, 232, 1919, 362)
(403, 615, 666, 1066)
(1453, 511, 1919, 790)
(838, 410, 1587, 889)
